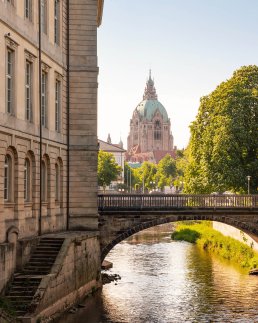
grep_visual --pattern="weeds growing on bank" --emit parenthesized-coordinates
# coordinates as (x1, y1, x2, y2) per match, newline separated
(171, 221, 258, 270)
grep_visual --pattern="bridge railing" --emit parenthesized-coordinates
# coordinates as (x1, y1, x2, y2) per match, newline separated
(98, 194, 258, 210)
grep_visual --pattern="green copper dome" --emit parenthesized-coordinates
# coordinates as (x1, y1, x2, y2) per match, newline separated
(134, 71, 169, 122)
(136, 99, 169, 122)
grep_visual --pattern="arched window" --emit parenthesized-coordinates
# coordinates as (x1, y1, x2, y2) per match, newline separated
(24, 158, 30, 201)
(41, 160, 47, 201)
(4, 155, 12, 201)
(154, 120, 162, 140)
(55, 163, 59, 201)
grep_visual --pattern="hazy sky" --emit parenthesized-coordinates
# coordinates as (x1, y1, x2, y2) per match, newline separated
(98, 0, 258, 149)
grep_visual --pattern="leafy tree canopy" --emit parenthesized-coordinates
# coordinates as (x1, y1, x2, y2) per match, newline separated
(98, 150, 122, 191)
(184, 65, 258, 194)
(155, 154, 177, 189)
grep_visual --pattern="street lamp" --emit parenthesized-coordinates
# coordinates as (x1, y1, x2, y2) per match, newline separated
(247, 175, 251, 194)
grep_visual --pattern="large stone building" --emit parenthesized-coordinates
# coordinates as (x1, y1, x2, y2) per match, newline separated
(0, 0, 104, 314)
(127, 72, 176, 164)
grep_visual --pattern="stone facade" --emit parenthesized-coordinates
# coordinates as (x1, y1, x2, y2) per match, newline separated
(0, 0, 103, 293)
(127, 72, 176, 164)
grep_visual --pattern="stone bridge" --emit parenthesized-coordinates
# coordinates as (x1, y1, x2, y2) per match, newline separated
(98, 194, 258, 261)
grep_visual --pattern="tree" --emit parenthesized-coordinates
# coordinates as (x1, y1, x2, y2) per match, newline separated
(124, 162, 139, 192)
(184, 65, 258, 194)
(155, 154, 177, 189)
(135, 162, 157, 192)
(98, 150, 122, 191)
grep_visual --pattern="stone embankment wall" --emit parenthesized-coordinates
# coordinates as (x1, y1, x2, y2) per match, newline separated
(26, 233, 101, 322)
(213, 221, 258, 251)
(0, 243, 15, 294)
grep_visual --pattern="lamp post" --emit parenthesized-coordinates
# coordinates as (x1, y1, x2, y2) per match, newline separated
(126, 167, 132, 193)
(247, 175, 251, 194)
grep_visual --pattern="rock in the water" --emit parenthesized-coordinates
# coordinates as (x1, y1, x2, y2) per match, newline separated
(249, 268, 258, 275)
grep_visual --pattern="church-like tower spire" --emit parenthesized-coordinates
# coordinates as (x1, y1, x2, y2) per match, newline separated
(143, 70, 158, 100)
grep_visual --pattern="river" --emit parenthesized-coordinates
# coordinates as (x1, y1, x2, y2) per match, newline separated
(58, 229, 258, 323)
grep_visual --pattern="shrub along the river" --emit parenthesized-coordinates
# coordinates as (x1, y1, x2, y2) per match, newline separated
(171, 221, 258, 270)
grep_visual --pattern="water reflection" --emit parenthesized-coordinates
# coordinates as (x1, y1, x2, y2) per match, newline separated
(58, 230, 258, 323)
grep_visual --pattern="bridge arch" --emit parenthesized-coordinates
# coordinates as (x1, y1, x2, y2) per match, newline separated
(100, 213, 258, 262)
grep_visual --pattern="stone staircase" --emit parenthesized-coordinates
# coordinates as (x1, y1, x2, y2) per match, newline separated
(5, 237, 64, 317)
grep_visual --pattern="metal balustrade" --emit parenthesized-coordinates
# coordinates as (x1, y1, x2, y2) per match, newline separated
(98, 194, 258, 211)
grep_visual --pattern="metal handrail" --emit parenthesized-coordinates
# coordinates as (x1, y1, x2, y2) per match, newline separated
(98, 194, 258, 210)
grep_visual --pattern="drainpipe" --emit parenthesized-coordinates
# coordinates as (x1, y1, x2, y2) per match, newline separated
(66, 0, 70, 231)
(38, 0, 42, 236)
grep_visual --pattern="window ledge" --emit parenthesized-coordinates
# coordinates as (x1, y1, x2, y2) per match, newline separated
(4, 202, 15, 208)
(24, 202, 33, 207)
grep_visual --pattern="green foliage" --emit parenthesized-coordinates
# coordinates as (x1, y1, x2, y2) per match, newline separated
(0, 296, 15, 316)
(155, 154, 177, 189)
(135, 161, 157, 192)
(184, 65, 258, 193)
(97, 150, 122, 191)
(172, 221, 258, 270)
(171, 228, 200, 243)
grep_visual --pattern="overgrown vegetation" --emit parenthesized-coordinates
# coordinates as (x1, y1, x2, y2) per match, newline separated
(172, 221, 258, 270)
(0, 296, 16, 317)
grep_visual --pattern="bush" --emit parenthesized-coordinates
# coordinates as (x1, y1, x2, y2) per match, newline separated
(171, 221, 258, 270)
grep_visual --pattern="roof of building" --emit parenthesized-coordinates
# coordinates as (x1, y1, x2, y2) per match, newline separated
(134, 71, 169, 122)
(136, 99, 169, 122)
(126, 149, 176, 164)
(98, 139, 126, 153)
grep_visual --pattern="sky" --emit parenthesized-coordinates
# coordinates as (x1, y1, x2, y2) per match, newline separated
(97, 0, 258, 149)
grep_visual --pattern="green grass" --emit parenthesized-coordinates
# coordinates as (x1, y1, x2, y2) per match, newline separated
(171, 221, 258, 270)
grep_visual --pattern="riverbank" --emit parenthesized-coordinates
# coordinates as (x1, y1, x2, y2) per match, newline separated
(171, 221, 258, 271)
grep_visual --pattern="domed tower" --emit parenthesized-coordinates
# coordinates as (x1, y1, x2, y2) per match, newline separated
(127, 71, 175, 163)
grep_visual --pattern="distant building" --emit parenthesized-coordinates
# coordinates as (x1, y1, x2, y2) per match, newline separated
(126, 71, 176, 164)
(99, 136, 126, 189)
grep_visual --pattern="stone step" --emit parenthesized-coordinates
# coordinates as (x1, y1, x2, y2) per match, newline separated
(23, 267, 52, 273)
(33, 246, 60, 254)
(39, 242, 63, 247)
(22, 270, 50, 276)
(7, 295, 33, 302)
(35, 246, 61, 251)
(31, 252, 60, 257)
(27, 260, 56, 265)
(9, 290, 35, 296)
(24, 263, 53, 268)
(41, 238, 64, 241)
(4, 237, 64, 317)
(40, 239, 64, 242)
(9, 287, 37, 295)
(11, 280, 41, 286)
(29, 256, 56, 260)
(16, 310, 28, 316)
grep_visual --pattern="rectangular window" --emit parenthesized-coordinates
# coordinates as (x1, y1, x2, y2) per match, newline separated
(6, 49, 14, 114)
(41, 71, 47, 127)
(25, 0, 32, 21)
(25, 61, 33, 121)
(41, 0, 47, 34)
(55, 79, 61, 132)
(54, 0, 60, 44)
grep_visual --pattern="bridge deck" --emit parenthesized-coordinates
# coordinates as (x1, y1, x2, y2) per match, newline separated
(98, 194, 258, 213)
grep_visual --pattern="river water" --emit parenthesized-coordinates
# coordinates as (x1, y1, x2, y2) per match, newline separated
(59, 231, 258, 323)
